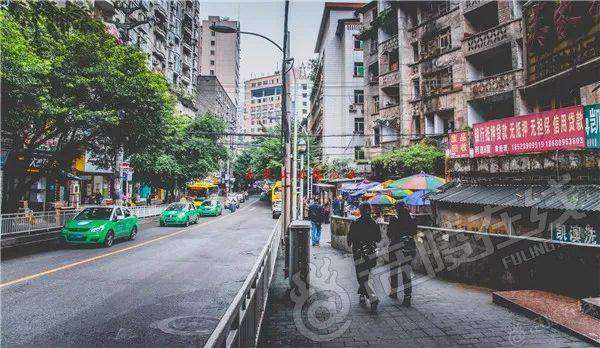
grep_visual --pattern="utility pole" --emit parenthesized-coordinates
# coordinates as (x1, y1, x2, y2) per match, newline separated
(281, 0, 291, 277)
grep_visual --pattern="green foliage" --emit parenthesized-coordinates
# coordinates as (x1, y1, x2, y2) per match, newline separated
(371, 142, 445, 180)
(0, 2, 175, 210)
(131, 113, 228, 190)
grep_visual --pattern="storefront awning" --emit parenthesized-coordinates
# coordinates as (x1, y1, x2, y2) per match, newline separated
(429, 183, 600, 212)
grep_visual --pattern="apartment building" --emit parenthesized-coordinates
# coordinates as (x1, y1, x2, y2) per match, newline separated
(92, 0, 201, 116)
(243, 73, 283, 134)
(309, 2, 366, 163)
(290, 64, 313, 127)
(199, 16, 241, 107)
(357, 0, 599, 156)
(196, 75, 237, 131)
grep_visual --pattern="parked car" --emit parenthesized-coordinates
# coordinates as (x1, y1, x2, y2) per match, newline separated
(198, 200, 223, 216)
(272, 200, 282, 219)
(159, 202, 199, 227)
(61, 206, 139, 247)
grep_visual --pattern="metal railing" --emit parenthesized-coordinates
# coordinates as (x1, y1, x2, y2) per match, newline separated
(0, 205, 167, 237)
(204, 218, 282, 348)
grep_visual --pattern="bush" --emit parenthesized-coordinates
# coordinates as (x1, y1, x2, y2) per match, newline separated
(371, 142, 445, 180)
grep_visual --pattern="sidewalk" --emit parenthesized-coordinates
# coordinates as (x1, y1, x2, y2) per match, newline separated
(258, 225, 591, 347)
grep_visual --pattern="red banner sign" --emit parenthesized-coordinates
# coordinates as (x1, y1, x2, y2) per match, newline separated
(448, 131, 470, 158)
(473, 105, 585, 157)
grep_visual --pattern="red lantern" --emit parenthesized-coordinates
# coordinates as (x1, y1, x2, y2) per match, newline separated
(330, 170, 340, 180)
(298, 169, 306, 180)
(312, 167, 322, 182)
(280, 169, 287, 180)
(263, 168, 272, 179)
(245, 169, 254, 180)
(347, 169, 356, 179)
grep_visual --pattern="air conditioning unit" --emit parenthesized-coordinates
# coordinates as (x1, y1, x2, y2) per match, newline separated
(349, 104, 357, 112)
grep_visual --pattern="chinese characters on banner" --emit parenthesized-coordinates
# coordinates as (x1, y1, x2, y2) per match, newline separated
(473, 105, 586, 157)
(551, 223, 599, 245)
(585, 103, 600, 149)
(448, 131, 470, 158)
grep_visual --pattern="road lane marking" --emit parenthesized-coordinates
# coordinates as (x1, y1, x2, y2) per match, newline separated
(0, 199, 261, 289)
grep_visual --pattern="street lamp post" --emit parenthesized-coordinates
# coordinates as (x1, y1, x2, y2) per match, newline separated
(298, 138, 307, 218)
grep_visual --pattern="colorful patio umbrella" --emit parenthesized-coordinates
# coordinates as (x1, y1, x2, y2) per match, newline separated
(367, 194, 396, 206)
(390, 189, 413, 198)
(404, 190, 430, 206)
(187, 181, 216, 190)
(387, 172, 445, 190)
(381, 180, 394, 188)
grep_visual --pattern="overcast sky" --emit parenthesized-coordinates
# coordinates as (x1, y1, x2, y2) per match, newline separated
(199, 1, 338, 82)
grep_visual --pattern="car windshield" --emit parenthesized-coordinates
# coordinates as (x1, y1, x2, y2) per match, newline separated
(167, 203, 187, 211)
(74, 208, 113, 220)
(201, 201, 215, 206)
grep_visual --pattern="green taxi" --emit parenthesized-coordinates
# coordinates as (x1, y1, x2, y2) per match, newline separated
(159, 202, 199, 226)
(61, 206, 139, 247)
(198, 200, 223, 217)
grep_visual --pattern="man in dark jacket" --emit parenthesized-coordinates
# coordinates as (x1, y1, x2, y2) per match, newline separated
(308, 198, 324, 246)
(347, 202, 381, 313)
(387, 201, 417, 306)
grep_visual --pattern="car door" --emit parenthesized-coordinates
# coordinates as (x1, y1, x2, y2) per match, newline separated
(113, 207, 126, 237)
(189, 203, 198, 221)
(122, 208, 134, 233)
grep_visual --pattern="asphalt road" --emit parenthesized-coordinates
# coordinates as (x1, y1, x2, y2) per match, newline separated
(1, 198, 277, 347)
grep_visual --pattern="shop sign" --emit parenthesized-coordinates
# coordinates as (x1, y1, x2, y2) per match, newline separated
(551, 223, 599, 245)
(448, 131, 470, 158)
(473, 105, 585, 157)
(585, 103, 600, 149)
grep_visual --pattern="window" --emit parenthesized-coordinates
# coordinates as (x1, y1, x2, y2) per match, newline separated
(422, 68, 452, 96)
(210, 60, 215, 65)
(354, 36, 364, 50)
(302, 84, 307, 90)
(412, 42, 419, 62)
(413, 78, 420, 98)
(303, 109, 307, 114)
(354, 89, 364, 104)
(302, 93, 307, 98)
(374, 127, 381, 146)
(373, 96, 380, 113)
(354, 118, 365, 134)
(123, 208, 131, 217)
(210, 50, 215, 55)
(115, 208, 123, 218)
(211, 40, 215, 45)
(211, 31, 215, 36)
(302, 101, 307, 106)
(439, 30, 451, 51)
(354, 146, 365, 160)
(353, 62, 364, 77)
(210, 69, 214, 75)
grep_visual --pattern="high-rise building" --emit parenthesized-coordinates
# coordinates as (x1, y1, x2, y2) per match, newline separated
(309, 2, 366, 162)
(92, 0, 201, 116)
(196, 75, 236, 131)
(243, 68, 311, 135)
(199, 16, 241, 107)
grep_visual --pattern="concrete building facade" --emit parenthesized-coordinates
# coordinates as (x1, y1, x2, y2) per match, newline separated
(199, 16, 241, 107)
(196, 75, 237, 131)
(92, 0, 202, 116)
(356, 0, 598, 157)
(309, 2, 367, 163)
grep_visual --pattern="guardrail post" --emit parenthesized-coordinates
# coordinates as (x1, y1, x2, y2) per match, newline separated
(288, 220, 311, 294)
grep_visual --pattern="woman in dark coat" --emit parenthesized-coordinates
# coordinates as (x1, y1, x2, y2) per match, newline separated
(347, 202, 381, 312)
(387, 201, 417, 306)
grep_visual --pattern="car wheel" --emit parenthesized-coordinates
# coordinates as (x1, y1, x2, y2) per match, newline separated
(160, 221, 165, 227)
(129, 226, 138, 240)
(184, 218, 190, 227)
(103, 231, 115, 248)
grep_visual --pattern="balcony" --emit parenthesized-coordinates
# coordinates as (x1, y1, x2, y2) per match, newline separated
(463, 19, 521, 56)
(154, 41, 166, 58)
(379, 35, 398, 54)
(464, 69, 523, 101)
(154, 25, 166, 39)
(379, 69, 400, 90)
(154, 3, 167, 19)
(182, 55, 192, 69)
(462, 0, 493, 15)
(378, 104, 400, 120)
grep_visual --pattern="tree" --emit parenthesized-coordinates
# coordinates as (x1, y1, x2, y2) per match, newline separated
(130, 113, 228, 201)
(1, 2, 175, 211)
(370, 141, 445, 180)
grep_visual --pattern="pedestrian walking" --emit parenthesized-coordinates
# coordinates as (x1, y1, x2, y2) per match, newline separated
(387, 201, 417, 306)
(323, 201, 331, 224)
(332, 195, 344, 216)
(347, 202, 381, 313)
(307, 197, 324, 246)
